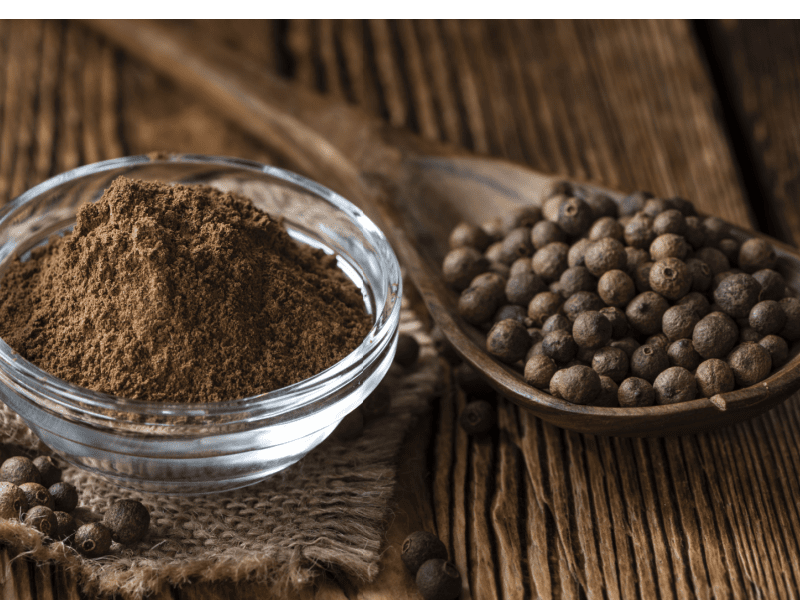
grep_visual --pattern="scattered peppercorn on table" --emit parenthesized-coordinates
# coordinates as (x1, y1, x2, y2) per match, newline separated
(2, 19, 800, 600)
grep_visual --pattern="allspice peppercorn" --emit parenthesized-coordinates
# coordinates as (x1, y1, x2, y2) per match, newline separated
(718, 238, 740, 266)
(499, 227, 535, 264)
(727, 342, 772, 387)
(667, 339, 702, 371)
(49, 482, 79, 514)
(594, 376, 619, 406)
(694, 247, 730, 276)
(542, 314, 572, 334)
(493, 304, 528, 325)
(558, 266, 597, 298)
(649, 233, 690, 261)
(686, 258, 713, 293)
(531, 220, 567, 249)
(527, 292, 564, 327)
(532, 242, 570, 282)
(0, 482, 27, 519)
(749, 300, 786, 336)
(556, 365, 601, 405)
(760, 335, 790, 369)
(624, 213, 656, 249)
(645, 333, 670, 352)
(557, 197, 594, 236)
(524, 355, 558, 389)
(739, 238, 777, 273)
(54, 511, 77, 541)
(567, 237, 592, 267)
(620, 190, 653, 216)
(584, 237, 627, 277)
(779, 297, 800, 341)
(630, 344, 670, 383)
(599, 306, 630, 339)
(562, 291, 605, 321)
(18, 482, 55, 510)
(591, 346, 629, 382)
(32, 456, 62, 489)
(662, 304, 701, 342)
(597, 270, 636, 307)
(542, 330, 578, 363)
(572, 311, 612, 350)
(401, 531, 449, 575)
(458, 285, 501, 325)
(610, 337, 640, 359)
(0, 456, 41, 486)
(654, 367, 697, 405)
(753, 269, 787, 301)
(626, 292, 670, 336)
(652, 209, 687, 237)
(618, 377, 656, 407)
(678, 292, 711, 318)
(589, 216, 624, 241)
(692, 312, 740, 359)
(442, 247, 489, 290)
(74, 522, 113, 558)
(416, 559, 462, 600)
(486, 319, 532, 363)
(24, 505, 58, 537)
(713, 273, 761, 318)
(448, 221, 491, 251)
(585, 192, 618, 220)
(506, 270, 547, 306)
(649, 258, 691, 301)
(695, 359, 736, 398)
(104, 499, 151, 545)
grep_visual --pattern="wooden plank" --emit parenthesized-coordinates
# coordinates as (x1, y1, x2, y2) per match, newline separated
(705, 20, 800, 245)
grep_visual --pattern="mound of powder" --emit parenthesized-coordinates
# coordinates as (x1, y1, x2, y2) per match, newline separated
(0, 176, 372, 403)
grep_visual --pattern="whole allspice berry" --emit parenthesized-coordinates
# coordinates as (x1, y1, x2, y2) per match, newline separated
(416, 559, 462, 600)
(542, 330, 578, 363)
(713, 273, 761, 319)
(652, 209, 687, 237)
(584, 237, 627, 277)
(442, 247, 489, 291)
(0, 456, 41, 486)
(779, 297, 800, 341)
(558, 266, 597, 298)
(542, 314, 572, 334)
(739, 238, 777, 273)
(401, 531, 449, 575)
(24, 505, 59, 537)
(759, 335, 790, 369)
(18, 482, 55, 510)
(0, 482, 28, 519)
(104, 499, 150, 545)
(458, 284, 502, 326)
(678, 292, 711, 318)
(753, 269, 787, 301)
(610, 337, 640, 359)
(74, 522, 113, 558)
(594, 376, 619, 406)
(662, 304, 701, 342)
(692, 312, 740, 359)
(49, 482, 79, 514)
(618, 377, 656, 407)
(653, 367, 697, 405)
(727, 342, 772, 387)
(572, 311, 612, 350)
(695, 359, 736, 398)
(667, 339, 702, 371)
(562, 291, 605, 322)
(394, 334, 420, 368)
(624, 213, 656, 249)
(531, 220, 567, 249)
(524, 355, 558, 389)
(486, 319, 532, 364)
(532, 242, 570, 282)
(499, 227, 535, 263)
(591, 346, 629, 382)
(597, 270, 636, 307)
(506, 270, 547, 306)
(649, 258, 691, 301)
(630, 344, 670, 383)
(557, 197, 594, 236)
(527, 292, 564, 327)
(686, 258, 713, 293)
(556, 365, 601, 405)
(718, 238, 740, 266)
(599, 306, 631, 339)
(749, 300, 786, 336)
(460, 400, 495, 435)
(567, 237, 593, 267)
(645, 333, 670, 352)
(695, 247, 730, 276)
(649, 233, 690, 261)
(589, 216, 624, 241)
(626, 292, 670, 336)
(585, 192, 618, 220)
(54, 511, 78, 541)
(448, 221, 491, 251)
(32, 456, 62, 489)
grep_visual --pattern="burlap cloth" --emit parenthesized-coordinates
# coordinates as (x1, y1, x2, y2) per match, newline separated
(0, 304, 441, 599)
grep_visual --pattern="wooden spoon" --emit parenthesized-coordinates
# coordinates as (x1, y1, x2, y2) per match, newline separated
(86, 19, 800, 437)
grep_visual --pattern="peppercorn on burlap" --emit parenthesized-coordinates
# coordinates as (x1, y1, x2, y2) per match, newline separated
(0, 303, 441, 599)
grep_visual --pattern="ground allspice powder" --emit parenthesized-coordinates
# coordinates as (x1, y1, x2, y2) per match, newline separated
(0, 176, 372, 403)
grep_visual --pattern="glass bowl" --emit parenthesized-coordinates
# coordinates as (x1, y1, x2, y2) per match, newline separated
(0, 154, 402, 494)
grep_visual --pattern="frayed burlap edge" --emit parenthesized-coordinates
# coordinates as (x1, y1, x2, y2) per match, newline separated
(0, 305, 441, 599)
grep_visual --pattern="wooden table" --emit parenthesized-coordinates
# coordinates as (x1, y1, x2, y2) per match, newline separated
(1, 19, 800, 599)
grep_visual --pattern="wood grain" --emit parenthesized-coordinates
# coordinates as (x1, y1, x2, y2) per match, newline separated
(2, 18, 800, 600)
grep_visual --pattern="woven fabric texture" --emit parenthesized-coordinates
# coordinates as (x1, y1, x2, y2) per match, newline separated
(0, 305, 440, 599)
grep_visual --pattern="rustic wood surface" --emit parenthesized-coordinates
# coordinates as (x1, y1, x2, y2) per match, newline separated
(1, 19, 800, 599)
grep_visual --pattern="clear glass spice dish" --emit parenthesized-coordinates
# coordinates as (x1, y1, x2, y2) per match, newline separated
(0, 154, 402, 494)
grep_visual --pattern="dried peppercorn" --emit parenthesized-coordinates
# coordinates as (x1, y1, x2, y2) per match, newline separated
(695, 359, 736, 398)
(618, 377, 656, 407)
(32, 456, 62, 489)
(739, 238, 777, 273)
(594, 376, 619, 406)
(470, 271, 507, 302)
(506, 270, 547, 306)
(625, 247, 651, 274)
(0, 456, 41, 486)
(649, 258, 691, 301)
(610, 337, 640, 359)
(442, 247, 489, 290)
(662, 304, 701, 342)
(739, 327, 762, 344)
(667, 339, 702, 371)
(654, 367, 697, 404)
(753, 269, 787, 301)
(620, 190, 653, 216)
(74, 522, 113, 558)
(558, 266, 597, 298)
(630, 344, 670, 383)
(532, 242, 570, 282)
(18, 482, 54, 510)
(694, 247, 730, 276)
(104, 499, 150, 545)
(712, 269, 743, 291)
(759, 335, 789, 369)
(499, 227, 535, 263)
(543, 195, 567, 222)
(48, 482, 79, 514)
(531, 220, 567, 249)
(401, 531, 449, 575)
(542, 314, 572, 334)
(643, 198, 673, 218)
(24, 505, 58, 537)
(572, 311, 612, 350)
(692, 312, 740, 359)
(509, 257, 533, 278)
(486, 319, 532, 364)
(624, 213, 656, 249)
(527, 292, 564, 327)
(524, 355, 558, 389)
(597, 270, 636, 308)
(0, 482, 27, 519)
(557, 197, 594, 237)
(562, 291, 605, 321)
(727, 342, 772, 387)
(718, 238, 740, 266)
(592, 346, 629, 382)
(749, 300, 786, 336)
(626, 292, 670, 335)
(668, 196, 697, 217)
(458, 285, 501, 325)
(585, 193, 618, 220)
(589, 216, 624, 241)
(54, 511, 77, 541)
(504, 205, 543, 231)
(448, 222, 491, 251)
(779, 297, 800, 341)
(714, 273, 761, 318)
(416, 559, 462, 600)
(584, 237, 627, 277)
(599, 306, 630, 339)
(493, 304, 528, 325)
(677, 292, 711, 318)
(649, 233, 690, 262)
(652, 209, 687, 237)
(459, 400, 495, 434)
(542, 330, 578, 363)
(683, 216, 706, 249)
(633, 261, 654, 293)
(686, 258, 713, 293)
(395, 334, 420, 368)
(645, 333, 670, 352)
(702, 216, 731, 247)
(567, 238, 592, 267)
(556, 365, 601, 405)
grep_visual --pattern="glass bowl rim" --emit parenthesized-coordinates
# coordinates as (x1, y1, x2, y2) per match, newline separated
(0, 153, 402, 421)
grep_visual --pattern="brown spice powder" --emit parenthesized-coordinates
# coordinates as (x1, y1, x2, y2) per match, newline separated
(0, 176, 372, 403)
